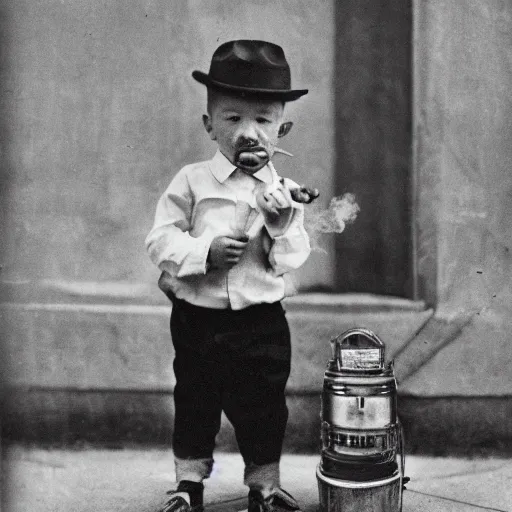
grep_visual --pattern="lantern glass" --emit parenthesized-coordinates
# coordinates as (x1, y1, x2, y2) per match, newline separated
(330, 329, 385, 372)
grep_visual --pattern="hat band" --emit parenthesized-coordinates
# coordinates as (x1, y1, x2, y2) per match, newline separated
(209, 61, 291, 92)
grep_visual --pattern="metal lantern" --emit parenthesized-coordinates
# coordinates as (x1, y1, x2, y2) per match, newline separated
(317, 328, 406, 512)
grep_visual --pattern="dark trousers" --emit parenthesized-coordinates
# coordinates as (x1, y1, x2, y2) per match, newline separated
(170, 298, 291, 467)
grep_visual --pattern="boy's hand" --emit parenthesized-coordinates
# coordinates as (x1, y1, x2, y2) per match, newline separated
(255, 181, 294, 237)
(208, 235, 249, 270)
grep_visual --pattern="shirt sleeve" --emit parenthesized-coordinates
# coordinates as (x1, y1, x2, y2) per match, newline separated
(267, 203, 311, 276)
(145, 169, 215, 278)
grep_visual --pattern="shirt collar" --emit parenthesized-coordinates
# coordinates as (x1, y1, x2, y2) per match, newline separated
(209, 150, 274, 184)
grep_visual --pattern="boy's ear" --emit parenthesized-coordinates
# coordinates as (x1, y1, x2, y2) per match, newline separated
(203, 114, 216, 140)
(278, 121, 293, 138)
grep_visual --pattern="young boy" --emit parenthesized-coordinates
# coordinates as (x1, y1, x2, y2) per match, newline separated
(145, 40, 311, 512)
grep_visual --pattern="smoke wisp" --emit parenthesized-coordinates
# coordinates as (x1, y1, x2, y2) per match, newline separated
(304, 193, 360, 253)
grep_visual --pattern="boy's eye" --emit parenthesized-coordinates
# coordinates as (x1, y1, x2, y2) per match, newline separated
(257, 117, 271, 124)
(227, 115, 240, 122)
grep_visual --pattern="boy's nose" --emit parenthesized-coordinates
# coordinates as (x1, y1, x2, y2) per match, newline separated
(237, 124, 259, 145)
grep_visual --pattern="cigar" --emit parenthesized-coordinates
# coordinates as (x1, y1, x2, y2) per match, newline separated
(280, 177, 320, 204)
(291, 186, 320, 204)
(273, 149, 319, 204)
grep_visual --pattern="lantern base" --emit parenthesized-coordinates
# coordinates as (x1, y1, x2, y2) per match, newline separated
(317, 465, 402, 512)
(320, 451, 398, 481)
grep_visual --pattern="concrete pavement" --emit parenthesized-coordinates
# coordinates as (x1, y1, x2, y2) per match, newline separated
(2, 447, 511, 512)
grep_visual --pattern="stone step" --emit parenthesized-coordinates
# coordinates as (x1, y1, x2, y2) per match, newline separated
(3, 388, 511, 456)
(0, 296, 431, 392)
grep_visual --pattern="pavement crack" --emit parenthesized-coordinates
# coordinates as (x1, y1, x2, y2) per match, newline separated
(407, 489, 510, 512)
(423, 461, 510, 480)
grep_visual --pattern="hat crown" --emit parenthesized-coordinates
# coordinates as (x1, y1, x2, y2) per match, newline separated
(192, 39, 308, 101)
(214, 40, 286, 67)
(209, 40, 291, 90)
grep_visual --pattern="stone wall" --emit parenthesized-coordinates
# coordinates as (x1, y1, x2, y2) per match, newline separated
(0, 0, 336, 294)
(396, 0, 512, 399)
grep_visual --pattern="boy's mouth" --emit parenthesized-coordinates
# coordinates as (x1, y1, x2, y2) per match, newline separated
(235, 147, 269, 172)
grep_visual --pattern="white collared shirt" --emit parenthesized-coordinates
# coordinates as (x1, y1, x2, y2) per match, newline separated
(145, 150, 311, 310)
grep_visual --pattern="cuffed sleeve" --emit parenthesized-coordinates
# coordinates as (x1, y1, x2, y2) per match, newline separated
(145, 169, 215, 278)
(267, 205, 311, 275)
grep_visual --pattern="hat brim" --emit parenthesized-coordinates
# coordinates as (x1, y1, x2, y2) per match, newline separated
(192, 70, 308, 102)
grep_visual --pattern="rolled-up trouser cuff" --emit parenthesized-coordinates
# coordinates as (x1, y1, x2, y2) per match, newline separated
(244, 461, 280, 493)
(175, 456, 214, 483)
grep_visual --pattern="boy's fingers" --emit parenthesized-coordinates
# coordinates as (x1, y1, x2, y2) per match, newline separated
(262, 191, 274, 204)
(280, 185, 293, 203)
(227, 247, 244, 257)
(269, 189, 291, 208)
(264, 182, 293, 208)
(226, 256, 241, 265)
(261, 195, 279, 215)
(227, 238, 248, 249)
(267, 191, 286, 208)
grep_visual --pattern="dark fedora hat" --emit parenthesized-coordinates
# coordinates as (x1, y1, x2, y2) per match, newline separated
(192, 40, 308, 102)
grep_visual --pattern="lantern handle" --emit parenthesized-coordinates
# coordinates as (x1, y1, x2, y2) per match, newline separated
(330, 328, 385, 370)
(334, 327, 385, 346)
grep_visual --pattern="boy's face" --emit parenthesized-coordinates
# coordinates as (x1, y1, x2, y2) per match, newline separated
(203, 92, 287, 173)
